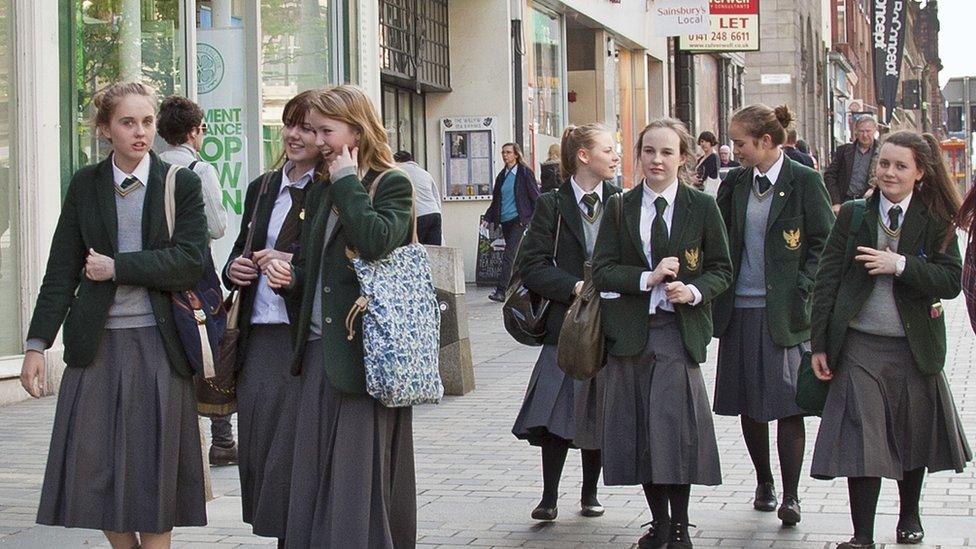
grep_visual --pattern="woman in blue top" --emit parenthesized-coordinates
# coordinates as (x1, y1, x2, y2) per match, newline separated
(484, 142, 540, 301)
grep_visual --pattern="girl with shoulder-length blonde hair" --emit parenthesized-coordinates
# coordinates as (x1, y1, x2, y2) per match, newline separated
(263, 84, 418, 548)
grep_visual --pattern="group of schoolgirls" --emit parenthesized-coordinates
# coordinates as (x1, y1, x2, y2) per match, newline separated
(510, 104, 971, 549)
(20, 82, 418, 549)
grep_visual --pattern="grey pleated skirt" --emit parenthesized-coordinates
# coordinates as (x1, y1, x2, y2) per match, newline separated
(285, 338, 416, 549)
(511, 344, 605, 450)
(236, 324, 300, 538)
(811, 329, 972, 480)
(36, 326, 207, 533)
(602, 313, 722, 486)
(714, 307, 805, 421)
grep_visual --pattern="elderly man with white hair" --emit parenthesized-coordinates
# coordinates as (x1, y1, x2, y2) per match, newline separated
(823, 114, 880, 213)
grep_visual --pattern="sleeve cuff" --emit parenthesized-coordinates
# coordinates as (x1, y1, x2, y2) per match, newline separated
(331, 165, 358, 183)
(688, 284, 703, 306)
(25, 338, 48, 354)
(895, 255, 906, 277)
(639, 271, 652, 291)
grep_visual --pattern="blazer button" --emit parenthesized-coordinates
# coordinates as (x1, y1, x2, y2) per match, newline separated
(158, 317, 166, 324)
(323, 286, 331, 293)
(325, 317, 333, 324)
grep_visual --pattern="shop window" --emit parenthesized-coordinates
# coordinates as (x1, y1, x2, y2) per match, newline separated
(528, 6, 564, 138)
(60, 0, 186, 188)
(0, 0, 19, 356)
(382, 84, 427, 168)
(379, 0, 449, 92)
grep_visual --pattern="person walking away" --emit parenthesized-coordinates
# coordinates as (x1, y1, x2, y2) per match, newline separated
(156, 94, 236, 466)
(512, 123, 621, 522)
(593, 118, 733, 548)
(712, 104, 834, 527)
(20, 81, 209, 549)
(540, 143, 562, 193)
(484, 142, 540, 302)
(782, 128, 815, 169)
(395, 150, 442, 245)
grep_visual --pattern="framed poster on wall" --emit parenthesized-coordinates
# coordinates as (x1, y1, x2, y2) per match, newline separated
(441, 116, 497, 200)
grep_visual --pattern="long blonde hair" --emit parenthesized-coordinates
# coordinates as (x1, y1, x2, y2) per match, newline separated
(310, 85, 396, 177)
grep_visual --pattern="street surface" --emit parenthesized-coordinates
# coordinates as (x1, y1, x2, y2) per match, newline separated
(0, 287, 973, 548)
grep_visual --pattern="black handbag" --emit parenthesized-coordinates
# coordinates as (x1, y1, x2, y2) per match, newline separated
(502, 212, 561, 346)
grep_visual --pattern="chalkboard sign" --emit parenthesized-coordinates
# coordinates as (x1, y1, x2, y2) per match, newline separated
(475, 215, 506, 287)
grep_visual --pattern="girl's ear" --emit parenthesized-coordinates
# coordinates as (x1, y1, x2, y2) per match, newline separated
(98, 124, 112, 142)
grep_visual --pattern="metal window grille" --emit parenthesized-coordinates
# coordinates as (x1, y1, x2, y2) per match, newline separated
(379, 0, 450, 92)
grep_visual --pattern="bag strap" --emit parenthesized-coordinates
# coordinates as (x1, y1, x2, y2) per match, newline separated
(164, 165, 180, 238)
(844, 199, 867, 266)
(188, 160, 199, 171)
(369, 168, 419, 245)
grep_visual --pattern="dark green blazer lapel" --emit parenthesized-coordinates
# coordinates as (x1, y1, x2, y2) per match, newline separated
(860, 192, 881, 249)
(624, 185, 649, 268)
(95, 158, 119, 253)
(895, 195, 925, 256)
(142, 154, 167, 248)
(667, 184, 693, 253)
(732, 171, 751, 242)
(765, 158, 795, 232)
(556, 183, 585, 248)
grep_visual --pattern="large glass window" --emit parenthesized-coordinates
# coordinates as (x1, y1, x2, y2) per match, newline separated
(381, 83, 427, 167)
(61, 0, 186, 186)
(529, 6, 563, 138)
(0, 0, 19, 356)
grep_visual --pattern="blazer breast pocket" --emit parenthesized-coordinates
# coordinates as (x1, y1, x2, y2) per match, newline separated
(679, 238, 703, 275)
(772, 215, 803, 258)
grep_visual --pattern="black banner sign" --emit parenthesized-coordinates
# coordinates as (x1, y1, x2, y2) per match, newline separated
(873, 0, 909, 123)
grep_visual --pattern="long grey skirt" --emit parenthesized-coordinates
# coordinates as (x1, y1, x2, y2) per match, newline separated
(714, 307, 804, 421)
(811, 329, 972, 480)
(511, 344, 605, 449)
(237, 324, 300, 538)
(602, 314, 722, 486)
(285, 338, 416, 549)
(36, 327, 207, 533)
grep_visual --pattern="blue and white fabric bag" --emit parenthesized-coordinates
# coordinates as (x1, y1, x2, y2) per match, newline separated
(345, 169, 443, 407)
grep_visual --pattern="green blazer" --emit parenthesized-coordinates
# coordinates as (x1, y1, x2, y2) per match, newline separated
(592, 182, 733, 362)
(26, 152, 208, 377)
(518, 180, 622, 345)
(713, 155, 835, 346)
(283, 168, 413, 394)
(810, 193, 961, 375)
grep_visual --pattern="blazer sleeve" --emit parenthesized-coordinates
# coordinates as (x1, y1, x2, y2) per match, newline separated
(331, 170, 413, 262)
(592, 195, 647, 295)
(898, 219, 962, 300)
(221, 176, 263, 290)
(25, 172, 89, 345)
(798, 172, 836, 295)
(519, 195, 578, 304)
(684, 196, 733, 303)
(822, 146, 845, 205)
(114, 169, 208, 291)
(810, 202, 854, 353)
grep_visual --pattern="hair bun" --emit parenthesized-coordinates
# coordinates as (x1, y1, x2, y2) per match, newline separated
(773, 105, 794, 129)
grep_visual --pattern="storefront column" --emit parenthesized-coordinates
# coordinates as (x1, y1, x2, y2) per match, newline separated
(119, 0, 143, 82)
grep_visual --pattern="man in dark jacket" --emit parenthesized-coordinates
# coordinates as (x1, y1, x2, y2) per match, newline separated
(782, 129, 815, 169)
(823, 114, 879, 213)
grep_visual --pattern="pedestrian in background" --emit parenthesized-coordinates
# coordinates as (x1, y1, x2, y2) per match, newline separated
(694, 130, 720, 192)
(810, 130, 971, 548)
(263, 84, 417, 548)
(512, 123, 621, 522)
(719, 144, 740, 169)
(484, 142, 540, 302)
(540, 143, 562, 193)
(21, 81, 208, 548)
(712, 104, 834, 527)
(156, 94, 236, 466)
(782, 128, 815, 169)
(395, 150, 443, 245)
(824, 114, 880, 213)
(593, 118, 732, 549)
(222, 90, 321, 547)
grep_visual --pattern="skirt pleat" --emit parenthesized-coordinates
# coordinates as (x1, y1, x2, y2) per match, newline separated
(285, 339, 416, 549)
(36, 327, 207, 533)
(811, 329, 972, 480)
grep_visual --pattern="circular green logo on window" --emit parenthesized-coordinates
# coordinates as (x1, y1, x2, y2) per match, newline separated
(197, 43, 224, 95)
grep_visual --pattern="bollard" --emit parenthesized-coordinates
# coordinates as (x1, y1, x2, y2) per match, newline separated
(425, 245, 476, 395)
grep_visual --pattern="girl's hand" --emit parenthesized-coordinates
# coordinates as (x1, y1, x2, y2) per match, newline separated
(328, 145, 358, 179)
(85, 248, 115, 281)
(665, 281, 694, 304)
(253, 249, 293, 271)
(855, 246, 901, 275)
(20, 351, 45, 398)
(647, 257, 679, 288)
(228, 256, 259, 286)
(265, 258, 293, 289)
(811, 352, 832, 381)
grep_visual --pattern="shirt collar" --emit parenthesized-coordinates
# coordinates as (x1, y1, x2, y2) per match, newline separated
(570, 176, 603, 204)
(880, 190, 912, 220)
(111, 152, 151, 187)
(642, 178, 679, 206)
(753, 149, 785, 186)
(281, 160, 315, 190)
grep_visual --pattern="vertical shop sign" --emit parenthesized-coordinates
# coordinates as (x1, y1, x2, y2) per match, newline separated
(198, 28, 248, 270)
(872, 0, 908, 123)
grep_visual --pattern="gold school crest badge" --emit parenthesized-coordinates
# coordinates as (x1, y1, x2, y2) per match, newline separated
(783, 228, 801, 250)
(684, 247, 700, 270)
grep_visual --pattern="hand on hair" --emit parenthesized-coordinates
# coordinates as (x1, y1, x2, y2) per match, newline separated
(329, 145, 358, 179)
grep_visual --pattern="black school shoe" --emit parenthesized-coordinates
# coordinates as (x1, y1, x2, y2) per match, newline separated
(530, 503, 557, 521)
(209, 442, 238, 466)
(753, 481, 778, 512)
(580, 494, 604, 517)
(896, 515, 924, 544)
(637, 519, 670, 549)
(667, 522, 694, 548)
(777, 495, 801, 526)
(837, 538, 876, 549)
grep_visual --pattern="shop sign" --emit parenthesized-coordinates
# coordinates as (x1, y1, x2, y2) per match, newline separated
(872, 0, 909, 123)
(679, 0, 760, 52)
(651, 0, 710, 37)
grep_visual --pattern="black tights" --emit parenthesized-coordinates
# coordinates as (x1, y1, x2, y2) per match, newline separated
(642, 483, 691, 524)
(847, 468, 926, 543)
(540, 440, 601, 507)
(740, 415, 806, 498)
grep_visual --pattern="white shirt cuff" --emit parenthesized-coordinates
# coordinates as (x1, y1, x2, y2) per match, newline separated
(640, 271, 653, 291)
(895, 255, 906, 276)
(688, 284, 703, 306)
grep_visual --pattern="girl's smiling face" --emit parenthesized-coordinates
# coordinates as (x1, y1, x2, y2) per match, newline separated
(875, 142, 923, 203)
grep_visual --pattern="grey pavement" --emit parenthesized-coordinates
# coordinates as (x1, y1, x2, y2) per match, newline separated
(1, 286, 973, 548)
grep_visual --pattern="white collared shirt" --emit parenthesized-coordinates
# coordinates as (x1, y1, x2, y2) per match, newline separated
(570, 176, 604, 215)
(637, 179, 702, 313)
(752, 149, 785, 187)
(111, 152, 151, 188)
(251, 161, 316, 325)
(879, 191, 912, 277)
